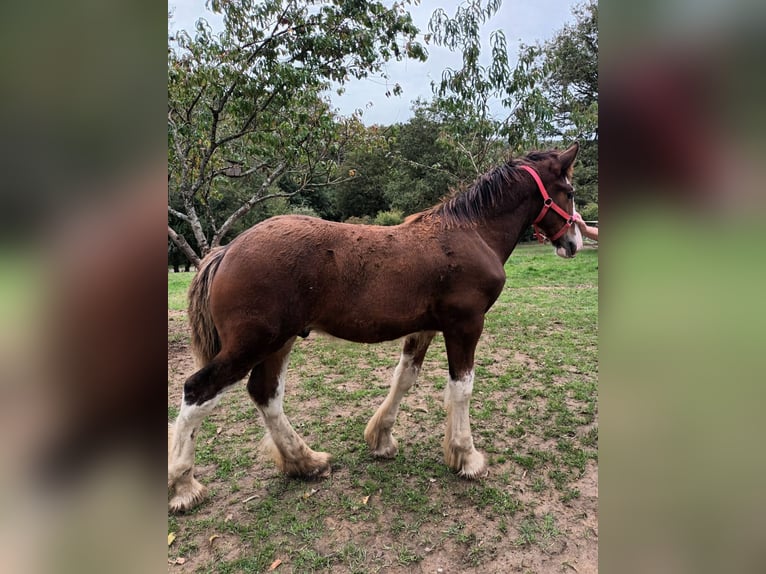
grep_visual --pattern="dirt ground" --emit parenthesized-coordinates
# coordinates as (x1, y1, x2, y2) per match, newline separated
(168, 310, 598, 573)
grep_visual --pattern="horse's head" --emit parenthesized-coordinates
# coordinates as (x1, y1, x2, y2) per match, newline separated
(526, 143, 583, 259)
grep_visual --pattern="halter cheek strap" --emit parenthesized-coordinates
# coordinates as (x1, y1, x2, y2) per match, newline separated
(520, 165, 574, 243)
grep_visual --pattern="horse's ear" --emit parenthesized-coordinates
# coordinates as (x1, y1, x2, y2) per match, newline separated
(558, 142, 579, 174)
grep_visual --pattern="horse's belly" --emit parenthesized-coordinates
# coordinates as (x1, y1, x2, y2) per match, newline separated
(312, 314, 432, 344)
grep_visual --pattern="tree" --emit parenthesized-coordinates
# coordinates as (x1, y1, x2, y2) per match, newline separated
(385, 105, 463, 213)
(330, 121, 394, 220)
(511, 0, 598, 205)
(427, 0, 598, 207)
(168, 0, 426, 267)
(333, 147, 392, 220)
(427, 0, 510, 175)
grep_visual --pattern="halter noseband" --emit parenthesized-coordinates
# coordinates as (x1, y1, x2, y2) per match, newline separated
(520, 165, 574, 243)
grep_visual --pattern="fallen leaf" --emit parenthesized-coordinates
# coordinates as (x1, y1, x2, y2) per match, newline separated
(268, 558, 282, 570)
(303, 488, 318, 499)
(224, 513, 233, 523)
(209, 534, 219, 544)
(362, 495, 370, 505)
(414, 406, 429, 413)
(174, 557, 186, 565)
(168, 532, 176, 546)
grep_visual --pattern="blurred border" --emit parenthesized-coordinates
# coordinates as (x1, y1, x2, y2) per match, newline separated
(0, 1, 167, 573)
(2, 1, 766, 572)
(601, 1, 766, 572)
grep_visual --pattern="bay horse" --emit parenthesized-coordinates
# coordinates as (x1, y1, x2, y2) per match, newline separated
(168, 143, 583, 512)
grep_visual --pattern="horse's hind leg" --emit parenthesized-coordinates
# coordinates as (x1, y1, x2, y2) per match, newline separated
(168, 353, 253, 513)
(365, 331, 436, 458)
(248, 338, 332, 478)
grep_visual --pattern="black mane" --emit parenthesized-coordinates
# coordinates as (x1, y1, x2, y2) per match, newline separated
(412, 150, 558, 229)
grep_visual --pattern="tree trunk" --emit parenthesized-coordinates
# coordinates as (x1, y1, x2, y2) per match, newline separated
(182, 195, 211, 257)
(168, 226, 202, 269)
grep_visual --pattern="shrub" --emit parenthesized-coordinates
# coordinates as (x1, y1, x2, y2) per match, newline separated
(289, 205, 320, 218)
(373, 209, 404, 226)
(344, 215, 373, 225)
(579, 202, 598, 222)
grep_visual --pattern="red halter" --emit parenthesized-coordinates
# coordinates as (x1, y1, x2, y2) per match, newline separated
(520, 165, 574, 243)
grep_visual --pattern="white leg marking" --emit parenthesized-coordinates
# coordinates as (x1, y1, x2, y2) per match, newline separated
(444, 370, 487, 478)
(260, 358, 288, 418)
(365, 352, 419, 457)
(168, 394, 220, 483)
(168, 394, 221, 512)
(257, 358, 330, 477)
(445, 370, 474, 446)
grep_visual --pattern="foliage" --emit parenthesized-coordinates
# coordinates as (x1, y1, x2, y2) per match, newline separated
(579, 202, 599, 222)
(167, 0, 427, 265)
(384, 106, 462, 213)
(516, 1, 598, 142)
(331, 125, 394, 220)
(373, 209, 404, 226)
(427, 0, 598, 206)
(512, 0, 598, 205)
(167, 1, 599, 261)
(427, 0, 511, 174)
(255, 195, 321, 220)
(343, 215, 372, 225)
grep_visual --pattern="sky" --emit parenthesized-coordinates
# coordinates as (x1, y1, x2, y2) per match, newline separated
(169, 0, 583, 125)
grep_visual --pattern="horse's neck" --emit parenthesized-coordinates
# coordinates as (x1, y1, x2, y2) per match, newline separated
(476, 192, 541, 262)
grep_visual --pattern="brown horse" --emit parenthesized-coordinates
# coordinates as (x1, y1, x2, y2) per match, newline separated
(168, 144, 583, 512)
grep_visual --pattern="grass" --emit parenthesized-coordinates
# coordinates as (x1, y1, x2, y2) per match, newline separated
(168, 271, 194, 311)
(168, 242, 597, 573)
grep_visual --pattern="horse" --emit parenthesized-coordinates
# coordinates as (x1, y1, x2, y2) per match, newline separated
(168, 143, 583, 512)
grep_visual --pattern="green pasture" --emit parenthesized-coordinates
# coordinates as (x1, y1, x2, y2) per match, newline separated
(168, 242, 598, 573)
(168, 271, 194, 311)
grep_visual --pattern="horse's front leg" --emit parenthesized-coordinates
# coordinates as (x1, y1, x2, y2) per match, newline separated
(365, 331, 435, 458)
(442, 319, 488, 479)
(248, 339, 331, 478)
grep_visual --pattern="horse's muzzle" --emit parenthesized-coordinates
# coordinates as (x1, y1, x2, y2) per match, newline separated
(555, 227, 583, 259)
(555, 242, 577, 258)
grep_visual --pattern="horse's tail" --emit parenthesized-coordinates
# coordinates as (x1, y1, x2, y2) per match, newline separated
(188, 245, 229, 367)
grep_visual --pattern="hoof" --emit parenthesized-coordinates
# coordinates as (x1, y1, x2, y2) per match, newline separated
(168, 476, 207, 513)
(364, 420, 399, 459)
(266, 442, 332, 479)
(370, 443, 399, 459)
(458, 456, 489, 479)
(369, 436, 398, 459)
(261, 434, 332, 479)
(304, 450, 332, 479)
(446, 447, 488, 480)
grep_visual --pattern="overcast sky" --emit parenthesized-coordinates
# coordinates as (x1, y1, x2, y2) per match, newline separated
(169, 0, 583, 125)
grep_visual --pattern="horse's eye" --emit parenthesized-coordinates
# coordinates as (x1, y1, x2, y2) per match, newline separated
(566, 191, 574, 200)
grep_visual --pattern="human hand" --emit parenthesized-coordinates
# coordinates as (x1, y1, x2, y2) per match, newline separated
(572, 211, 587, 231)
